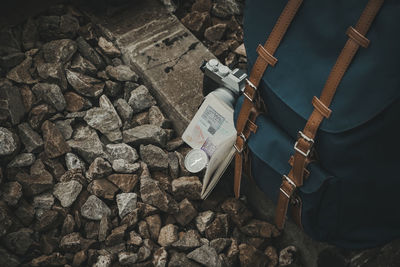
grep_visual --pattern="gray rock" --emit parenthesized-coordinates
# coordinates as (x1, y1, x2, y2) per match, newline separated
(37, 62, 67, 91)
(84, 107, 122, 142)
(279, 246, 297, 267)
(0, 127, 17, 156)
(158, 224, 178, 247)
(33, 193, 54, 210)
(195, 210, 215, 233)
(119, 251, 138, 265)
(32, 83, 66, 111)
(42, 39, 77, 63)
(188, 245, 222, 267)
(106, 143, 139, 164)
(2, 182, 22, 206)
(86, 157, 112, 181)
(169, 252, 201, 267)
(98, 37, 121, 58)
(98, 215, 110, 242)
(172, 176, 202, 200)
(6, 56, 37, 84)
(205, 214, 229, 240)
(104, 80, 122, 97)
(88, 179, 118, 201)
(172, 230, 202, 251)
(139, 144, 168, 171)
(65, 152, 86, 171)
(181, 11, 210, 34)
(66, 69, 104, 98)
(53, 180, 82, 207)
(34, 209, 60, 232)
(14, 200, 34, 227)
(137, 246, 152, 262)
(127, 230, 143, 247)
(94, 254, 112, 267)
(153, 247, 168, 267)
(204, 24, 227, 42)
(211, 0, 242, 18)
(67, 125, 107, 162)
(61, 214, 75, 236)
(175, 151, 190, 176)
(265, 246, 278, 267)
(128, 85, 156, 113)
(114, 98, 133, 122)
(116, 193, 137, 219)
(41, 120, 70, 158)
(145, 214, 162, 241)
(138, 220, 151, 239)
(221, 198, 253, 227)
(55, 119, 74, 140)
(175, 198, 198, 226)
(76, 36, 105, 70)
(70, 53, 97, 76)
(0, 82, 26, 124)
(0, 203, 12, 238)
(106, 65, 138, 82)
(4, 228, 33, 256)
(210, 238, 232, 254)
(81, 195, 111, 220)
(239, 243, 270, 267)
(59, 14, 80, 39)
(105, 224, 127, 246)
(18, 123, 43, 152)
(240, 219, 279, 239)
(8, 153, 35, 168)
(15, 170, 53, 197)
(166, 138, 184, 151)
(123, 124, 167, 147)
(60, 232, 81, 253)
(112, 159, 140, 173)
(168, 152, 180, 178)
(140, 163, 175, 213)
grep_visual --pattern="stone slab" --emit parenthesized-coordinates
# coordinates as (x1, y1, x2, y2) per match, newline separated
(94, 0, 214, 135)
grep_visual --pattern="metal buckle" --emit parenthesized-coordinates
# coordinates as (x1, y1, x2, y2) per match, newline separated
(283, 174, 296, 188)
(297, 131, 314, 144)
(234, 133, 247, 153)
(243, 91, 253, 102)
(246, 79, 257, 90)
(294, 141, 310, 157)
(294, 131, 314, 157)
(280, 187, 290, 198)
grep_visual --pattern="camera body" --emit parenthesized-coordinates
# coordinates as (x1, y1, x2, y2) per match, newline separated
(200, 59, 247, 108)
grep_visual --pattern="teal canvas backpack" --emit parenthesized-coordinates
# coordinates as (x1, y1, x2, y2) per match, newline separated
(233, 0, 400, 248)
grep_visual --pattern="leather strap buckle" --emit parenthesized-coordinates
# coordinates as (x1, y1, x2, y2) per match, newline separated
(234, 133, 246, 153)
(294, 131, 314, 157)
(243, 91, 254, 102)
(283, 174, 297, 188)
(246, 79, 257, 90)
(297, 131, 314, 144)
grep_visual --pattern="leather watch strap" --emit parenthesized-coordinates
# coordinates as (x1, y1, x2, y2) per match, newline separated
(276, 0, 385, 230)
(234, 0, 304, 198)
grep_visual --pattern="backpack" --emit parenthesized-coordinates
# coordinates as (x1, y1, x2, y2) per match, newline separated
(233, 0, 400, 249)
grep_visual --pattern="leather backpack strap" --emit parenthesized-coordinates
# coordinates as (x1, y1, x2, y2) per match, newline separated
(276, 0, 385, 230)
(234, 0, 304, 198)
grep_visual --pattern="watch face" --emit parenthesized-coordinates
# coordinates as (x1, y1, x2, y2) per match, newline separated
(184, 149, 209, 173)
